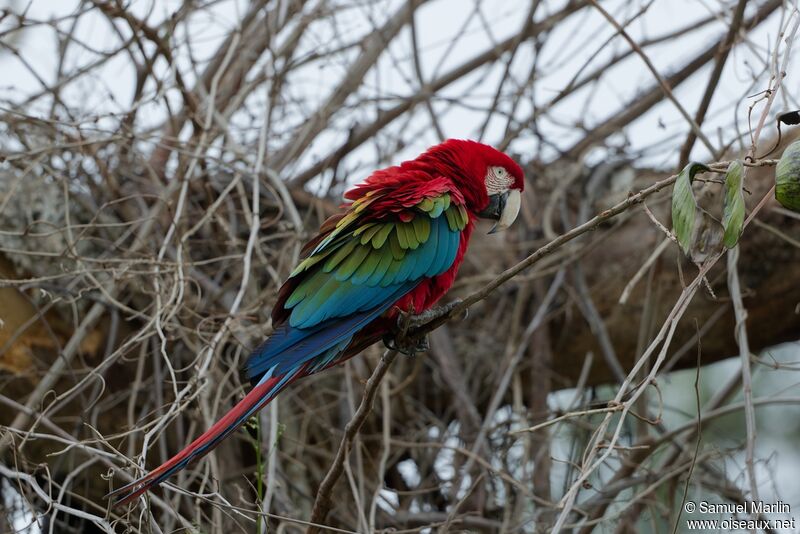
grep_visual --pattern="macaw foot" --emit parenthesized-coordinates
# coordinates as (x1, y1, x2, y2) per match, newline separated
(406, 299, 466, 328)
(385, 300, 466, 355)
(383, 333, 429, 356)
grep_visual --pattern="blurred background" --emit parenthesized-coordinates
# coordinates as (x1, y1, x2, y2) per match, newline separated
(0, 0, 799, 532)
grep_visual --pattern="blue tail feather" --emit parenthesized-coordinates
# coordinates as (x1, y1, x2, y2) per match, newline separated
(245, 282, 416, 383)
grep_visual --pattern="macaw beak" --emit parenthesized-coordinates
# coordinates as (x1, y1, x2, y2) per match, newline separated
(478, 189, 521, 234)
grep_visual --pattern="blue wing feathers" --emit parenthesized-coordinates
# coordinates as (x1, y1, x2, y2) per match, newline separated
(351, 254, 378, 284)
(246, 282, 416, 382)
(396, 255, 415, 283)
(380, 259, 403, 288)
(247, 211, 464, 385)
(367, 252, 394, 286)
(444, 224, 460, 273)
(431, 220, 451, 275)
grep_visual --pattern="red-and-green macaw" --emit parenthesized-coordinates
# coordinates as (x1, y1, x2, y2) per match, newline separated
(108, 139, 524, 505)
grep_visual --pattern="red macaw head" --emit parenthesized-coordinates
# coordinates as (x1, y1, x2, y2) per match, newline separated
(418, 139, 525, 233)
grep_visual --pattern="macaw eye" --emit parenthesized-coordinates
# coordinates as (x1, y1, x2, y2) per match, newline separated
(485, 166, 514, 194)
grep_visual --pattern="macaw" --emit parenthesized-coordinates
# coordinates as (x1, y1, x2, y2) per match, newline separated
(108, 139, 524, 505)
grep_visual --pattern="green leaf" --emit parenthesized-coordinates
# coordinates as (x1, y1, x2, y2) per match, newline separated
(722, 160, 746, 248)
(776, 139, 800, 212)
(671, 162, 710, 254)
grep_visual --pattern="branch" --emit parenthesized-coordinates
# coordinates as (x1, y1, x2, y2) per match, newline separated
(588, 0, 716, 155)
(404, 159, 775, 343)
(307, 349, 398, 533)
(678, 0, 749, 165)
(561, 0, 782, 161)
(288, 0, 588, 188)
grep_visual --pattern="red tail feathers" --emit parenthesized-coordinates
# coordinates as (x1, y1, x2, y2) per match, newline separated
(107, 374, 285, 506)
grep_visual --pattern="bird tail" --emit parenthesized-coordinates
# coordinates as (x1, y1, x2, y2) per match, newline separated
(106, 370, 299, 506)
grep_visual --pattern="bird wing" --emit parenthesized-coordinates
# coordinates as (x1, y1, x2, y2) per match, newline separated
(244, 179, 469, 382)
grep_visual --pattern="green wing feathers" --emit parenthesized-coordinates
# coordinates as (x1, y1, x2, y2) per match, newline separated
(284, 193, 468, 328)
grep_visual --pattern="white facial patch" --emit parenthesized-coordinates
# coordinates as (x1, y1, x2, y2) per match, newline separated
(485, 166, 515, 194)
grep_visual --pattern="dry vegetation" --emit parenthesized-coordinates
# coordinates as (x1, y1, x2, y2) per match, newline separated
(1, 0, 799, 533)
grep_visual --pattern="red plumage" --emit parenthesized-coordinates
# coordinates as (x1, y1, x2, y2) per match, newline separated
(354, 139, 522, 312)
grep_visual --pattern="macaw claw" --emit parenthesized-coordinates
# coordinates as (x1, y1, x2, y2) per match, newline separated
(406, 299, 465, 329)
(383, 333, 430, 356)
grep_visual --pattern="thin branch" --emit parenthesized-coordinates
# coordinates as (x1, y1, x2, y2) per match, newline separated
(307, 350, 398, 533)
(678, 0, 749, 164)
